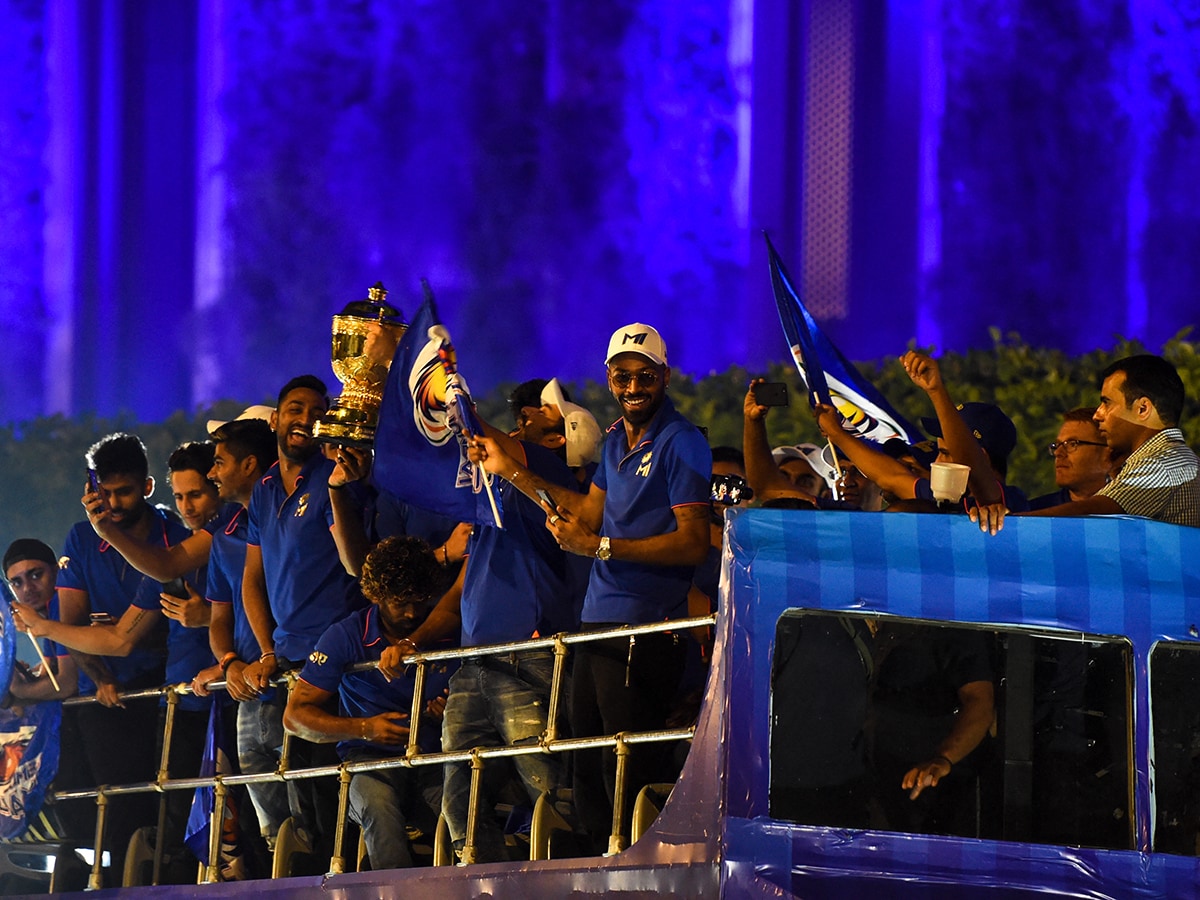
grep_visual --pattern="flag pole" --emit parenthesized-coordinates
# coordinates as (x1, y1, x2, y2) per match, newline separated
(479, 469, 503, 528)
(27, 633, 60, 692)
(825, 437, 844, 502)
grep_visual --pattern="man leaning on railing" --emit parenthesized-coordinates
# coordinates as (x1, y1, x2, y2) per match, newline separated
(283, 536, 455, 870)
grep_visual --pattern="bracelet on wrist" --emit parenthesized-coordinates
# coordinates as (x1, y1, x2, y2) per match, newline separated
(328, 482, 346, 492)
(934, 754, 954, 770)
(259, 651, 276, 664)
(440, 545, 449, 567)
(219, 652, 239, 674)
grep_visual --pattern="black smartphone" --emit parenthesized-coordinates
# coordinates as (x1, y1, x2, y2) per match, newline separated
(87, 467, 108, 511)
(752, 382, 789, 407)
(89, 612, 116, 625)
(160, 578, 189, 600)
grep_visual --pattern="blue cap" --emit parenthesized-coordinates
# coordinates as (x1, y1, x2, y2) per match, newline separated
(921, 402, 1017, 465)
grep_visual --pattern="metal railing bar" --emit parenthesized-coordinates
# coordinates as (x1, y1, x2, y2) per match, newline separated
(47, 727, 697, 803)
(55, 615, 717, 708)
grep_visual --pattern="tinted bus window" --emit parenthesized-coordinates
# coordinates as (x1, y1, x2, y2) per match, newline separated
(769, 611, 1133, 850)
(1151, 641, 1200, 856)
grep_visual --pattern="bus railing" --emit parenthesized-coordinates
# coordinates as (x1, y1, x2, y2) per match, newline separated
(44, 614, 716, 886)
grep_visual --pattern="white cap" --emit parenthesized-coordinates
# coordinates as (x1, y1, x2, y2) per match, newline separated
(207, 404, 275, 436)
(771, 442, 838, 490)
(540, 379, 603, 468)
(605, 323, 668, 367)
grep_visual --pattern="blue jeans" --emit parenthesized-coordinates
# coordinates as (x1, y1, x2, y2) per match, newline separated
(236, 694, 291, 841)
(345, 751, 441, 870)
(441, 651, 563, 861)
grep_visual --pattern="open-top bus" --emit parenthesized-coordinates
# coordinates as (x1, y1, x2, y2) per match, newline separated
(4, 508, 1200, 898)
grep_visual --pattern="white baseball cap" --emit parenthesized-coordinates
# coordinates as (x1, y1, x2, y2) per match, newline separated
(771, 442, 839, 490)
(540, 379, 603, 467)
(206, 404, 275, 436)
(605, 323, 668, 367)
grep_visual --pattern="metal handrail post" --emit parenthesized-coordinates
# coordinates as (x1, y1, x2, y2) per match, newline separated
(460, 748, 486, 865)
(407, 659, 427, 758)
(152, 689, 180, 884)
(202, 780, 228, 884)
(88, 790, 109, 890)
(544, 635, 569, 745)
(278, 672, 297, 778)
(328, 766, 352, 875)
(607, 734, 631, 856)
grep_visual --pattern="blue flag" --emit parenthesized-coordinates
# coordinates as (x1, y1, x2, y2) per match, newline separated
(184, 701, 245, 875)
(0, 699, 60, 840)
(0, 598, 14, 698)
(765, 233, 920, 444)
(374, 286, 503, 526)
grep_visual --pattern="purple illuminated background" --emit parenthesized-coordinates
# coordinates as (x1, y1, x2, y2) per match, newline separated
(1, 0, 1197, 425)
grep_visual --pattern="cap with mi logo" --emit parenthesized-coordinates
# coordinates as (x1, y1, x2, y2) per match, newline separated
(605, 323, 668, 367)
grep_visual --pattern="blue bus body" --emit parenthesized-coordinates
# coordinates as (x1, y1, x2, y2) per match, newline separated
(48, 510, 1200, 898)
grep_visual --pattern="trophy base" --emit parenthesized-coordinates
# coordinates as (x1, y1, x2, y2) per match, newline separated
(313, 406, 377, 448)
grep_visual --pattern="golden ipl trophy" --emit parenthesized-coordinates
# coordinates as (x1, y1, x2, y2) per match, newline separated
(312, 281, 407, 446)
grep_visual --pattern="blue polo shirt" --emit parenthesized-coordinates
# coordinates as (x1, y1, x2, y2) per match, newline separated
(913, 478, 1031, 513)
(370, 489, 460, 547)
(460, 442, 577, 646)
(246, 455, 359, 664)
(299, 605, 456, 757)
(57, 506, 188, 690)
(583, 397, 711, 624)
(206, 504, 257, 663)
(132, 559, 212, 712)
(44, 593, 68, 673)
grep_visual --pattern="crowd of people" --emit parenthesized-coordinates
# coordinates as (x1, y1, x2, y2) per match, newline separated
(2, 319, 1198, 884)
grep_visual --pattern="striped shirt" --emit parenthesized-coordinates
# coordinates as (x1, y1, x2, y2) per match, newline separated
(1097, 428, 1200, 527)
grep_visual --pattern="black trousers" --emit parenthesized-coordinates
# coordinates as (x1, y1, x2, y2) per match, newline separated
(568, 630, 685, 849)
(61, 669, 164, 872)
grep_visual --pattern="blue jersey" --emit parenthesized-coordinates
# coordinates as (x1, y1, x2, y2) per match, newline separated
(132, 560, 211, 712)
(246, 455, 359, 664)
(913, 478, 1031, 513)
(206, 504, 257, 663)
(460, 442, 577, 646)
(583, 397, 711, 624)
(370, 489, 460, 547)
(299, 605, 456, 757)
(57, 507, 189, 690)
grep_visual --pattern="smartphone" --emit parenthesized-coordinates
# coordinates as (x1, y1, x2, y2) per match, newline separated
(752, 382, 789, 407)
(160, 578, 189, 600)
(90, 612, 116, 625)
(535, 489, 554, 509)
(87, 468, 108, 511)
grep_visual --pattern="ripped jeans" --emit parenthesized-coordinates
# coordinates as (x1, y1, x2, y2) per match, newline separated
(441, 651, 564, 862)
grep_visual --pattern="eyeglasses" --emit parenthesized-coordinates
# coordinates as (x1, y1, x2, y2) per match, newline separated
(1047, 439, 1107, 456)
(608, 368, 660, 389)
(5, 567, 48, 591)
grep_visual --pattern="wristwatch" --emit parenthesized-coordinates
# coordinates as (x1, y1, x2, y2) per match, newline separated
(596, 536, 612, 561)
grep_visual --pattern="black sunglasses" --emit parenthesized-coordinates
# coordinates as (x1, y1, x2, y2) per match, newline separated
(608, 368, 660, 389)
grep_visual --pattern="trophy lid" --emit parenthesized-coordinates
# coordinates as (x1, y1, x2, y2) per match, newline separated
(336, 281, 405, 326)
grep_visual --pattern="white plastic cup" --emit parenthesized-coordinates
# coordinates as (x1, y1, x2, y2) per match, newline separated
(929, 462, 971, 503)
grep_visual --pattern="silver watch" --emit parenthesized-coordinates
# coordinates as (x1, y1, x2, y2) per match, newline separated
(596, 535, 612, 561)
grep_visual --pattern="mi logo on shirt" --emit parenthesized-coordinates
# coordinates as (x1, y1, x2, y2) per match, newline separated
(636, 451, 653, 477)
(295, 493, 310, 517)
(308, 650, 327, 665)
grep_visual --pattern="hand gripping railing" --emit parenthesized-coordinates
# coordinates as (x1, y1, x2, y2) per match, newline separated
(47, 614, 716, 883)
